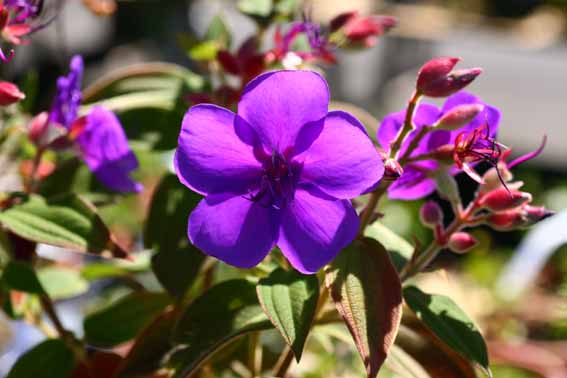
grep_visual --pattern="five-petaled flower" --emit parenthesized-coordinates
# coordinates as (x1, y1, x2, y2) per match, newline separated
(377, 91, 501, 200)
(175, 70, 383, 273)
(47, 55, 142, 193)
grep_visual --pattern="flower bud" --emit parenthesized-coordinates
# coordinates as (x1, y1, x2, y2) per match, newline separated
(523, 205, 554, 225)
(383, 158, 403, 181)
(487, 210, 521, 231)
(436, 104, 484, 130)
(448, 232, 478, 254)
(479, 188, 532, 212)
(478, 165, 513, 194)
(416, 57, 482, 98)
(420, 200, 443, 227)
(28, 112, 49, 145)
(0, 81, 25, 106)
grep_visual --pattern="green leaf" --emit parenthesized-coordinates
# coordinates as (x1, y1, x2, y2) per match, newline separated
(188, 41, 220, 61)
(38, 266, 89, 300)
(365, 222, 414, 271)
(116, 309, 176, 377)
(238, 0, 274, 17)
(144, 173, 201, 252)
(7, 339, 75, 378)
(275, 0, 298, 15)
(0, 227, 11, 267)
(403, 286, 491, 375)
(84, 292, 171, 347)
(171, 279, 272, 377)
(325, 238, 403, 378)
(0, 194, 127, 258)
(205, 15, 231, 48)
(151, 246, 204, 299)
(385, 345, 431, 378)
(2, 261, 44, 294)
(257, 268, 319, 361)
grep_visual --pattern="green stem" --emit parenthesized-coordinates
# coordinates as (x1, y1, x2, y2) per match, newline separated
(389, 90, 422, 160)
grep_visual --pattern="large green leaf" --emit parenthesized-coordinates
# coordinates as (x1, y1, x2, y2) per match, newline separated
(0, 194, 127, 258)
(116, 309, 176, 377)
(38, 266, 89, 300)
(257, 268, 319, 361)
(325, 238, 403, 378)
(151, 246, 204, 299)
(365, 222, 414, 271)
(144, 174, 201, 252)
(385, 345, 431, 378)
(403, 286, 490, 375)
(7, 339, 75, 378)
(2, 261, 45, 294)
(84, 292, 171, 347)
(171, 279, 272, 377)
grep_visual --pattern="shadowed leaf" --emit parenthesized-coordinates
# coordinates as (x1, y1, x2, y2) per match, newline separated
(7, 339, 75, 378)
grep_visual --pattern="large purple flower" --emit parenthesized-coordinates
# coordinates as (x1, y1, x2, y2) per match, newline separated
(49, 55, 142, 193)
(377, 91, 500, 200)
(175, 70, 383, 273)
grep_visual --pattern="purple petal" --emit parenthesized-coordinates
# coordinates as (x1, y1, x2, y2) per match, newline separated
(377, 103, 441, 154)
(189, 194, 279, 268)
(77, 106, 142, 193)
(175, 104, 263, 196)
(49, 55, 84, 128)
(278, 187, 359, 274)
(387, 161, 437, 200)
(297, 110, 383, 199)
(237, 70, 329, 154)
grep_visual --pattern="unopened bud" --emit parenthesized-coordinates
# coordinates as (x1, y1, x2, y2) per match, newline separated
(487, 210, 521, 231)
(416, 57, 482, 98)
(448, 232, 478, 254)
(479, 188, 532, 212)
(0, 81, 25, 106)
(28, 112, 49, 145)
(330, 11, 357, 32)
(420, 200, 443, 227)
(436, 104, 484, 130)
(383, 158, 403, 181)
(523, 205, 554, 225)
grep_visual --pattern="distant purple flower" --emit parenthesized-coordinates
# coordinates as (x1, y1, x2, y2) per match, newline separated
(175, 70, 383, 273)
(49, 55, 83, 129)
(50, 55, 142, 193)
(377, 91, 500, 200)
(3, 0, 42, 22)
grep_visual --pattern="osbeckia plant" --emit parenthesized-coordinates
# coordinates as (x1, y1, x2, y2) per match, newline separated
(175, 70, 383, 273)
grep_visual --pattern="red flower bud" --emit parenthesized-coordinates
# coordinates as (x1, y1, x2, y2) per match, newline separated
(343, 15, 396, 47)
(329, 11, 358, 32)
(479, 188, 532, 212)
(487, 210, 521, 231)
(448, 232, 478, 254)
(28, 112, 49, 145)
(420, 200, 443, 227)
(416, 57, 482, 97)
(383, 158, 403, 181)
(436, 104, 484, 130)
(0, 81, 25, 106)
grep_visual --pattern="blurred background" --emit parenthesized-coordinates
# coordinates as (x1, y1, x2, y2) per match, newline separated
(1, 0, 566, 377)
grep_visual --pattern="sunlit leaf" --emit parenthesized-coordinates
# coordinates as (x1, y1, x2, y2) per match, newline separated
(325, 237, 403, 378)
(171, 279, 272, 377)
(38, 266, 89, 300)
(0, 194, 127, 258)
(205, 15, 231, 48)
(238, 0, 274, 17)
(257, 268, 319, 360)
(403, 286, 491, 376)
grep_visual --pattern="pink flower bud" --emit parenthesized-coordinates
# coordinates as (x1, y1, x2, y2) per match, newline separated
(448, 232, 478, 254)
(416, 57, 482, 97)
(479, 188, 532, 212)
(28, 112, 49, 145)
(420, 201, 443, 227)
(383, 158, 403, 181)
(523, 205, 554, 225)
(487, 210, 521, 231)
(436, 104, 484, 130)
(0, 81, 25, 106)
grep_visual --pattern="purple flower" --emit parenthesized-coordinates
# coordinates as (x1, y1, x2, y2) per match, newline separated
(49, 55, 142, 193)
(175, 70, 383, 273)
(77, 106, 143, 193)
(49, 55, 83, 129)
(377, 91, 500, 200)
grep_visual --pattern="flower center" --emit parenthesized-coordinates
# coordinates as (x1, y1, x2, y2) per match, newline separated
(248, 151, 300, 209)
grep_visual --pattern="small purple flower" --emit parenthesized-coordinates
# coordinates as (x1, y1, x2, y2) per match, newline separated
(377, 91, 500, 200)
(49, 55, 142, 193)
(175, 70, 383, 273)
